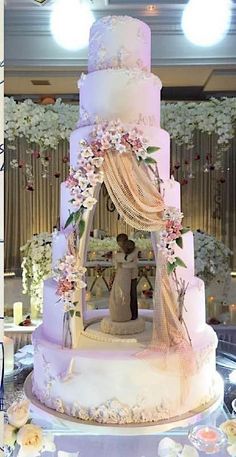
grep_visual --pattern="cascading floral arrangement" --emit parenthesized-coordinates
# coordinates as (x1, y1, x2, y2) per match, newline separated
(64, 120, 157, 233)
(53, 253, 87, 316)
(20, 233, 52, 313)
(159, 207, 189, 274)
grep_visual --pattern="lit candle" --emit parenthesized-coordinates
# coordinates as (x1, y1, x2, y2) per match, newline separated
(230, 304, 236, 324)
(4, 336, 14, 374)
(196, 427, 219, 441)
(13, 301, 23, 325)
(189, 425, 227, 454)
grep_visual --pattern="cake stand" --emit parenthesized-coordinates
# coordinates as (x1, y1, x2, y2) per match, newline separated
(24, 372, 224, 436)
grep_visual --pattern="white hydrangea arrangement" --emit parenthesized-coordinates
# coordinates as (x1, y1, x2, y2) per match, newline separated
(20, 233, 52, 313)
(5, 97, 236, 151)
(193, 230, 232, 302)
(4, 97, 78, 149)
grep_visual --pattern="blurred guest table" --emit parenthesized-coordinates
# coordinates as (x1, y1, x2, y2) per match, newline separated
(212, 324, 236, 345)
(4, 320, 41, 351)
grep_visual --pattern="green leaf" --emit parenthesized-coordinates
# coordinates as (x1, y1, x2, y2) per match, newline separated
(144, 157, 157, 165)
(175, 257, 187, 268)
(75, 311, 81, 317)
(176, 237, 183, 249)
(181, 227, 190, 234)
(64, 212, 74, 229)
(74, 210, 81, 224)
(69, 310, 75, 317)
(167, 262, 177, 275)
(147, 146, 160, 154)
(78, 219, 85, 238)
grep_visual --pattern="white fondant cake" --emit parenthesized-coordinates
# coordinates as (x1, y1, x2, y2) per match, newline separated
(32, 15, 219, 425)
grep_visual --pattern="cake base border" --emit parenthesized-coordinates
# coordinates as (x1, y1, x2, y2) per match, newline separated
(24, 372, 224, 434)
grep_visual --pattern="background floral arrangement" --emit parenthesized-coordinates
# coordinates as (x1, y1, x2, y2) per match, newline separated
(5, 97, 236, 188)
(4, 399, 55, 457)
(5, 97, 236, 152)
(20, 233, 52, 313)
(21, 230, 232, 310)
(193, 229, 232, 302)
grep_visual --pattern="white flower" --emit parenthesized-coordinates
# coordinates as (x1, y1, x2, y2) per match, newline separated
(181, 445, 199, 457)
(227, 444, 236, 456)
(4, 423, 17, 446)
(91, 157, 104, 168)
(81, 147, 93, 158)
(157, 437, 182, 457)
(41, 434, 56, 453)
(78, 176, 89, 190)
(77, 266, 87, 275)
(17, 424, 43, 457)
(77, 279, 87, 289)
(136, 148, 147, 160)
(7, 399, 30, 428)
(83, 196, 97, 210)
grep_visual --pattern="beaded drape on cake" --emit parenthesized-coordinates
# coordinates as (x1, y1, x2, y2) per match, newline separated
(103, 150, 190, 353)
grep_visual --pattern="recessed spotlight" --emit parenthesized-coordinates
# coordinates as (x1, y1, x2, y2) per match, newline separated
(182, 0, 232, 47)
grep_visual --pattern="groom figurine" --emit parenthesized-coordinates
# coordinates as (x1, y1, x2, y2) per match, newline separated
(116, 234, 138, 320)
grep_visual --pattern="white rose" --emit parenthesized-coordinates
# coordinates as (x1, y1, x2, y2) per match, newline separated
(4, 423, 17, 446)
(17, 424, 43, 457)
(7, 399, 30, 428)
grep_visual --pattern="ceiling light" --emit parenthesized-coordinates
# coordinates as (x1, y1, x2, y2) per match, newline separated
(147, 5, 157, 12)
(50, 0, 95, 51)
(181, 0, 232, 47)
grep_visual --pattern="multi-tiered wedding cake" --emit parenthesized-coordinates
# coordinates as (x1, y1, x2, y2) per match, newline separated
(32, 16, 220, 425)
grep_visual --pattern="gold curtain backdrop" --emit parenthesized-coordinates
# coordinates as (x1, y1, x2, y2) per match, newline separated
(4, 133, 236, 273)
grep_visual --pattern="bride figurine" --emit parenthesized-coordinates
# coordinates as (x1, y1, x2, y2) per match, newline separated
(109, 238, 138, 322)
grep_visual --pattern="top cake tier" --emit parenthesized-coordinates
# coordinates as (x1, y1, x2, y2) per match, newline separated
(88, 16, 151, 73)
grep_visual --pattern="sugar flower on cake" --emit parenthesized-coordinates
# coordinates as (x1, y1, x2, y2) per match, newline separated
(54, 253, 86, 313)
(64, 119, 158, 230)
(159, 206, 188, 274)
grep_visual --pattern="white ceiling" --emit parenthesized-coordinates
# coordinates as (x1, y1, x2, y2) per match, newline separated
(4, 0, 236, 99)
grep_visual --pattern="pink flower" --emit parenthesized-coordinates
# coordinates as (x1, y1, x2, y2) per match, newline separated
(57, 279, 74, 296)
(66, 174, 78, 188)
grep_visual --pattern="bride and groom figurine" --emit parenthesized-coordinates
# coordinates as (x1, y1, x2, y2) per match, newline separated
(109, 233, 139, 322)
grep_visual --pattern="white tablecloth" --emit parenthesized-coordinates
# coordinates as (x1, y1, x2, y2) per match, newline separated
(4, 323, 40, 352)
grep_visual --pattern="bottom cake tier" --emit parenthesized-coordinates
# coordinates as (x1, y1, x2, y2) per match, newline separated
(32, 323, 219, 425)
